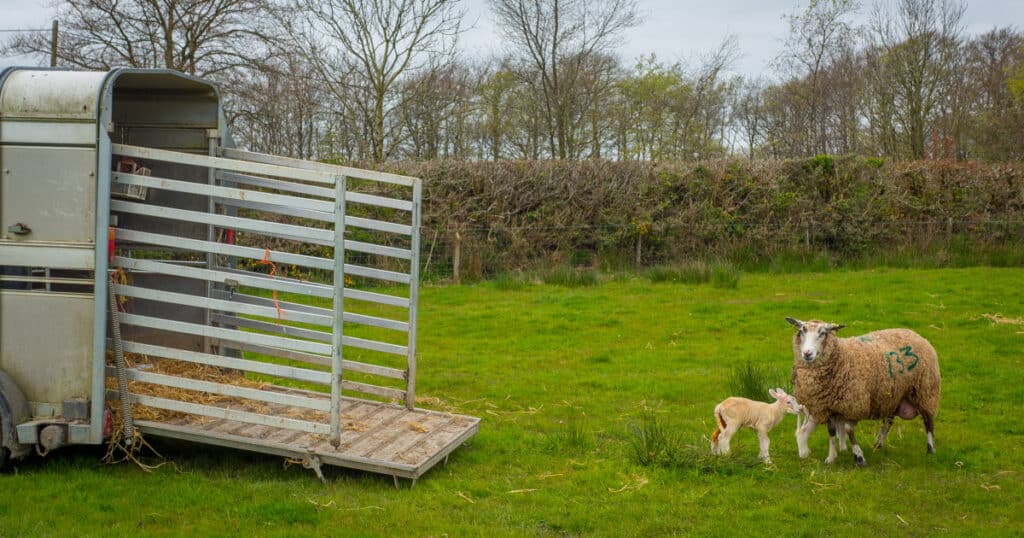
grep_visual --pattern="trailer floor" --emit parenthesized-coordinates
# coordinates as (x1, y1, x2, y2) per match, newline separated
(133, 391, 480, 481)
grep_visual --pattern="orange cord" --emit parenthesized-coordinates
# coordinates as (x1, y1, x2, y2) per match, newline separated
(110, 268, 130, 311)
(258, 248, 284, 322)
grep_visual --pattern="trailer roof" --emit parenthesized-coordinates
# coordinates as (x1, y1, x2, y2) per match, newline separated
(0, 68, 218, 121)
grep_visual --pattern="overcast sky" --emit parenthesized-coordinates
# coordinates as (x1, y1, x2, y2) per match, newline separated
(2, 0, 1022, 75)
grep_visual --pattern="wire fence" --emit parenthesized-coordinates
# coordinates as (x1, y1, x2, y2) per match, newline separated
(277, 218, 1023, 283)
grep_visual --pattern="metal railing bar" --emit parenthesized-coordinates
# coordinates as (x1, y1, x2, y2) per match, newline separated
(119, 312, 333, 356)
(107, 367, 332, 412)
(116, 392, 331, 434)
(218, 147, 417, 187)
(116, 340, 331, 384)
(113, 171, 334, 213)
(113, 143, 335, 185)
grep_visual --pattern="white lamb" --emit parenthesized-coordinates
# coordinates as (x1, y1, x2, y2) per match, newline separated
(711, 387, 804, 464)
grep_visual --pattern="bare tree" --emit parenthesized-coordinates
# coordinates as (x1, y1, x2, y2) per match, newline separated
(819, 44, 868, 154)
(3, 0, 271, 76)
(474, 64, 518, 160)
(733, 78, 767, 159)
(776, 0, 861, 155)
(867, 0, 966, 158)
(564, 51, 619, 159)
(398, 60, 477, 159)
(293, 0, 462, 162)
(681, 37, 740, 159)
(501, 70, 549, 159)
(225, 52, 325, 159)
(962, 28, 1024, 159)
(490, 0, 639, 159)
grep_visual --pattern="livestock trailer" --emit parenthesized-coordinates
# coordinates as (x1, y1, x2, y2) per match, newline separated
(0, 67, 478, 483)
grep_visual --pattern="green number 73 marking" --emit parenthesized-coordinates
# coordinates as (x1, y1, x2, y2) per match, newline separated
(885, 346, 919, 378)
(885, 351, 898, 378)
(901, 346, 919, 371)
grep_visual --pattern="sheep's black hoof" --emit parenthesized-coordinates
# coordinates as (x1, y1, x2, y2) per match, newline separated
(927, 444, 935, 454)
(853, 454, 866, 467)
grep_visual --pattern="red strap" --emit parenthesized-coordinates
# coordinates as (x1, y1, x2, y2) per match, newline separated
(108, 227, 116, 264)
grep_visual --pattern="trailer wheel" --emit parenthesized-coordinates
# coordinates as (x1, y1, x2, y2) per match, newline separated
(0, 400, 12, 470)
(0, 370, 32, 468)
(0, 429, 9, 470)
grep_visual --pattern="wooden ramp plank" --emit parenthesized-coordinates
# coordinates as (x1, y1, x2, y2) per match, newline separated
(266, 428, 306, 445)
(388, 416, 462, 465)
(401, 416, 476, 465)
(132, 396, 479, 480)
(361, 411, 454, 461)
(333, 406, 406, 450)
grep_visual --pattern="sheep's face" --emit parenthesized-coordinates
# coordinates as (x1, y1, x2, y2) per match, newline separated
(786, 318, 846, 364)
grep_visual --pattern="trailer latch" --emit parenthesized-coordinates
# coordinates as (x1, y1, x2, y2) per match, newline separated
(224, 278, 239, 299)
(7, 223, 31, 235)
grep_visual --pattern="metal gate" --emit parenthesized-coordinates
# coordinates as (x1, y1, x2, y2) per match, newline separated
(107, 141, 421, 448)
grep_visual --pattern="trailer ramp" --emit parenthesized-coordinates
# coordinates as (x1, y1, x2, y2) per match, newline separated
(105, 142, 478, 481)
(135, 394, 479, 481)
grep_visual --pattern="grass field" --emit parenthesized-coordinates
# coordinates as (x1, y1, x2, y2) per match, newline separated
(2, 267, 1023, 536)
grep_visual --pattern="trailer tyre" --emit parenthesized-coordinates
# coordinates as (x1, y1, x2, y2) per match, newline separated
(0, 370, 32, 469)
(0, 429, 9, 470)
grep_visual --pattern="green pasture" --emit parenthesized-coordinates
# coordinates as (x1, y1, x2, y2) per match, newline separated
(1, 267, 1022, 536)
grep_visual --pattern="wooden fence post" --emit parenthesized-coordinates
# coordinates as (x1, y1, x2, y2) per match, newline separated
(452, 229, 461, 284)
(635, 234, 642, 268)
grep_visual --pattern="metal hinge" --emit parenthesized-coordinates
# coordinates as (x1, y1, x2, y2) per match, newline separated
(7, 222, 31, 235)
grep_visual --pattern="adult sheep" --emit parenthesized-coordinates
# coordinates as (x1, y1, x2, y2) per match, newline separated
(785, 318, 941, 467)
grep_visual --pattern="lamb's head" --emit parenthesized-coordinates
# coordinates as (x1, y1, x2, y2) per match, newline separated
(768, 387, 803, 414)
(785, 318, 846, 365)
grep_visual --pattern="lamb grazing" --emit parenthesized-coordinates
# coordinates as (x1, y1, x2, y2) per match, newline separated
(711, 387, 803, 464)
(786, 318, 941, 467)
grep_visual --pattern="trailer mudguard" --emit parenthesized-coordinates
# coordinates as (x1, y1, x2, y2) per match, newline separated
(0, 370, 32, 464)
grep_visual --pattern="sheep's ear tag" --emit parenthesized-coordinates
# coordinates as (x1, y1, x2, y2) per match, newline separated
(828, 324, 847, 332)
(786, 317, 803, 328)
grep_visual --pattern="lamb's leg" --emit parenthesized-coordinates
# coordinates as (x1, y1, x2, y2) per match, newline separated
(922, 411, 936, 454)
(797, 415, 818, 459)
(825, 418, 839, 464)
(847, 426, 866, 467)
(874, 416, 894, 449)
(718, 426, 737, 455)
(757, 429, 772, 464)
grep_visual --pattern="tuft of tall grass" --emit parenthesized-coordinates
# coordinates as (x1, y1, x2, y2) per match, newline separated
(627, 410, 685, 467)
(627, 410, 743, 474)
(645, 262, 712, 284)
(541, 267, 599, 287)
(544, 413, 592, 454)
(710, 264, 740, 289)
(727, 360, 788, 401)
(492, 271, 528, 290)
